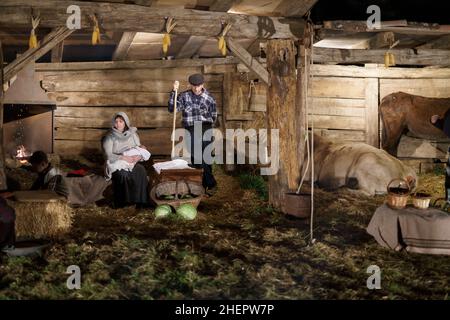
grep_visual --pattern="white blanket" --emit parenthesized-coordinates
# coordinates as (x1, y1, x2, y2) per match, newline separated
(152, 159, 192, 174)
(105, 147, 151, 180)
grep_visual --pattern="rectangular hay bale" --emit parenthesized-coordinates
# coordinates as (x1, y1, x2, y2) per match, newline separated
(7, 195, 73, 240)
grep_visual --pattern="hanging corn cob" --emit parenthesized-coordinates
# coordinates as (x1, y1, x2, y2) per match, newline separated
(29, 15, 40, 49)
(91, 14, 101, 45)
(384, 38, 399, 67)
(163, 17, 177, 56)
(218, 23, 232, 56)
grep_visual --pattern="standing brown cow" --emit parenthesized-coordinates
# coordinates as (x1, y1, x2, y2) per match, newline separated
(380, 92, 450, 155)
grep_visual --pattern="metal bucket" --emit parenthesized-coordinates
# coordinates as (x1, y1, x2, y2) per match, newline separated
(284, 193, 311, 218)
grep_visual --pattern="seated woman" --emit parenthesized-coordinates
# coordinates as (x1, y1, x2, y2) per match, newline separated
(102, 112, 150, 208)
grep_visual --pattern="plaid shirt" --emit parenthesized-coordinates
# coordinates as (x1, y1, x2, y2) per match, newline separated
(168, 89, 217, 127)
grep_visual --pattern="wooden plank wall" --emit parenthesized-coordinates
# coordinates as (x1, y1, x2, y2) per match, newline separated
(230, 64, 450, 154)
(36, 66, 224, 156)
(312, 64, 450, 173)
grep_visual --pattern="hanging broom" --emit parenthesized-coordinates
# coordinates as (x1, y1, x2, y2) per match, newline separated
(163, 17, 177, 56)
(29, 15, 40, 49)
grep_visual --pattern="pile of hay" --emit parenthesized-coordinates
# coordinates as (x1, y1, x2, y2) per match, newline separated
(7, 200, 73, 240)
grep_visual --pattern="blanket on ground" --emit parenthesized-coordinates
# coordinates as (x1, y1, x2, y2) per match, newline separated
(367, 204, 450, 255)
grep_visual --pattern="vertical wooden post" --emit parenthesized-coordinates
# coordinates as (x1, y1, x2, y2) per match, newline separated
(0, 40, 7, 190)
(365, 65, 379, 147)
(296, 43, 308, 188)
(266, 39, 301, 211)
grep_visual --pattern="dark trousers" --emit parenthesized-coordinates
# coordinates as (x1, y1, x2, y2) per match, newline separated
(186, 123, 217, 189)
(0, 199, 16, 248)
(112, 163, 150, 208)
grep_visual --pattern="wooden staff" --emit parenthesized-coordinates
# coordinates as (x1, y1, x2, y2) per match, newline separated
(171, 82, 178, 158)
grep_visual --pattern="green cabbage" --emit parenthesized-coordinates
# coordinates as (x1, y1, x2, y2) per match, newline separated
(176, 204, 197, 220)
(154, 204, 172, 218)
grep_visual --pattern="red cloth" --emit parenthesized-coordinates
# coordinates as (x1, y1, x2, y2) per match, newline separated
(67, 169, 88, 177)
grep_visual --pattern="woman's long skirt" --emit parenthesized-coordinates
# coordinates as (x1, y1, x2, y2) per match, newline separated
(112, 163, 150, 208)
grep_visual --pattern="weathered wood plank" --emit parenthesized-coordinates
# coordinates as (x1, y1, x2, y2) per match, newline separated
(416, 35, 450, 49)
(310, 97, 366, 109)
(55, 127, 173, 142)
(42, 78, 223, 93)
(323, 20, 450, 35)
(54, 106, 222, 127)
(365, 78, 379, 147)
(54, 137, 172, 156)
(308, 104, 365, 117)
(203, 64, 237, 74)
(4, 27, 74, 83)
(176, 36, 207, 59)
(309, 115, 366, 130)
(267, 39, 300, 211)
(112, 32, 136, 61)
(35, 57, 240, 72)
(314, 129, 366, 142)
(397, 135, 447, 159)
(380, 79, 450, 99)
(312, 64, 450, 79)
(38, 66, 204, 80)
(51, 41, 64, 63)
(209, 0, 236, 12)
(48, 91, 223, 107)
(0, 0, 305, 39)
(227, 38, 269, 84)
(313, 47, 450, 66)
(310, 77, 366, 99)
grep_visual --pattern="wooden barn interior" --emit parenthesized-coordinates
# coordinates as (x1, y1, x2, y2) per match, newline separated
(0, 0, 449, 300)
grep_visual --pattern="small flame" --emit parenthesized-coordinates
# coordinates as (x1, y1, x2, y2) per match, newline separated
(16, 145, 31, 164)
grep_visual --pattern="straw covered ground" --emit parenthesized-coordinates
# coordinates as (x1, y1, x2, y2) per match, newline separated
(0, 158, 449, 299)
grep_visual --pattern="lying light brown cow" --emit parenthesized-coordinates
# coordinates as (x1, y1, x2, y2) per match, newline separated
(305, 135, 417, 196)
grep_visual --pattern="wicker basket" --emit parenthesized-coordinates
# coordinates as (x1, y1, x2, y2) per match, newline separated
(150, 180, 204, 210)
(412, 193, 431, 210)
(386, 178, 411, 210)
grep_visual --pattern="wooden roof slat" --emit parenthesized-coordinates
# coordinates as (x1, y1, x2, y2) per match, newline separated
(0, 0, 304, 40)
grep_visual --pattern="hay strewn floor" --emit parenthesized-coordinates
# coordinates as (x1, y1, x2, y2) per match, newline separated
(0, 162, 449, 299)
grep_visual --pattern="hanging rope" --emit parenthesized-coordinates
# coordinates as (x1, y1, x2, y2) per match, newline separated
(218, 22, 232, 56)
(163, 17, 177, 56)
(308, 20, 316, 246)
(29, 14, 40, 49)
(295, 13, 316, 246)
(90, 14, 101, 45)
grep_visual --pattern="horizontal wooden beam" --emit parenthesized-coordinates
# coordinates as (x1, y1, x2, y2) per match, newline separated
(313, 47, 450, 66)
(0, 0, 304, 39)
(36, 57, 240, 72)
(323, 20, 450, 35)
(4, 27, 74, 83)
(311, 64, 450, 79)
(416, 34, 450, 49)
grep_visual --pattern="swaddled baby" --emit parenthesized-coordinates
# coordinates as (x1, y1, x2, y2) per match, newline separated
(105, 146, 151, 181)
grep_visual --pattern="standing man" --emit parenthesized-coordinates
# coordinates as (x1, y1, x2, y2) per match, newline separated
(168, 73, 217, 193)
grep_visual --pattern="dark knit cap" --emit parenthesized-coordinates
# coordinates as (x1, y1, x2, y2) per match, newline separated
(188, 73, 204, 86)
